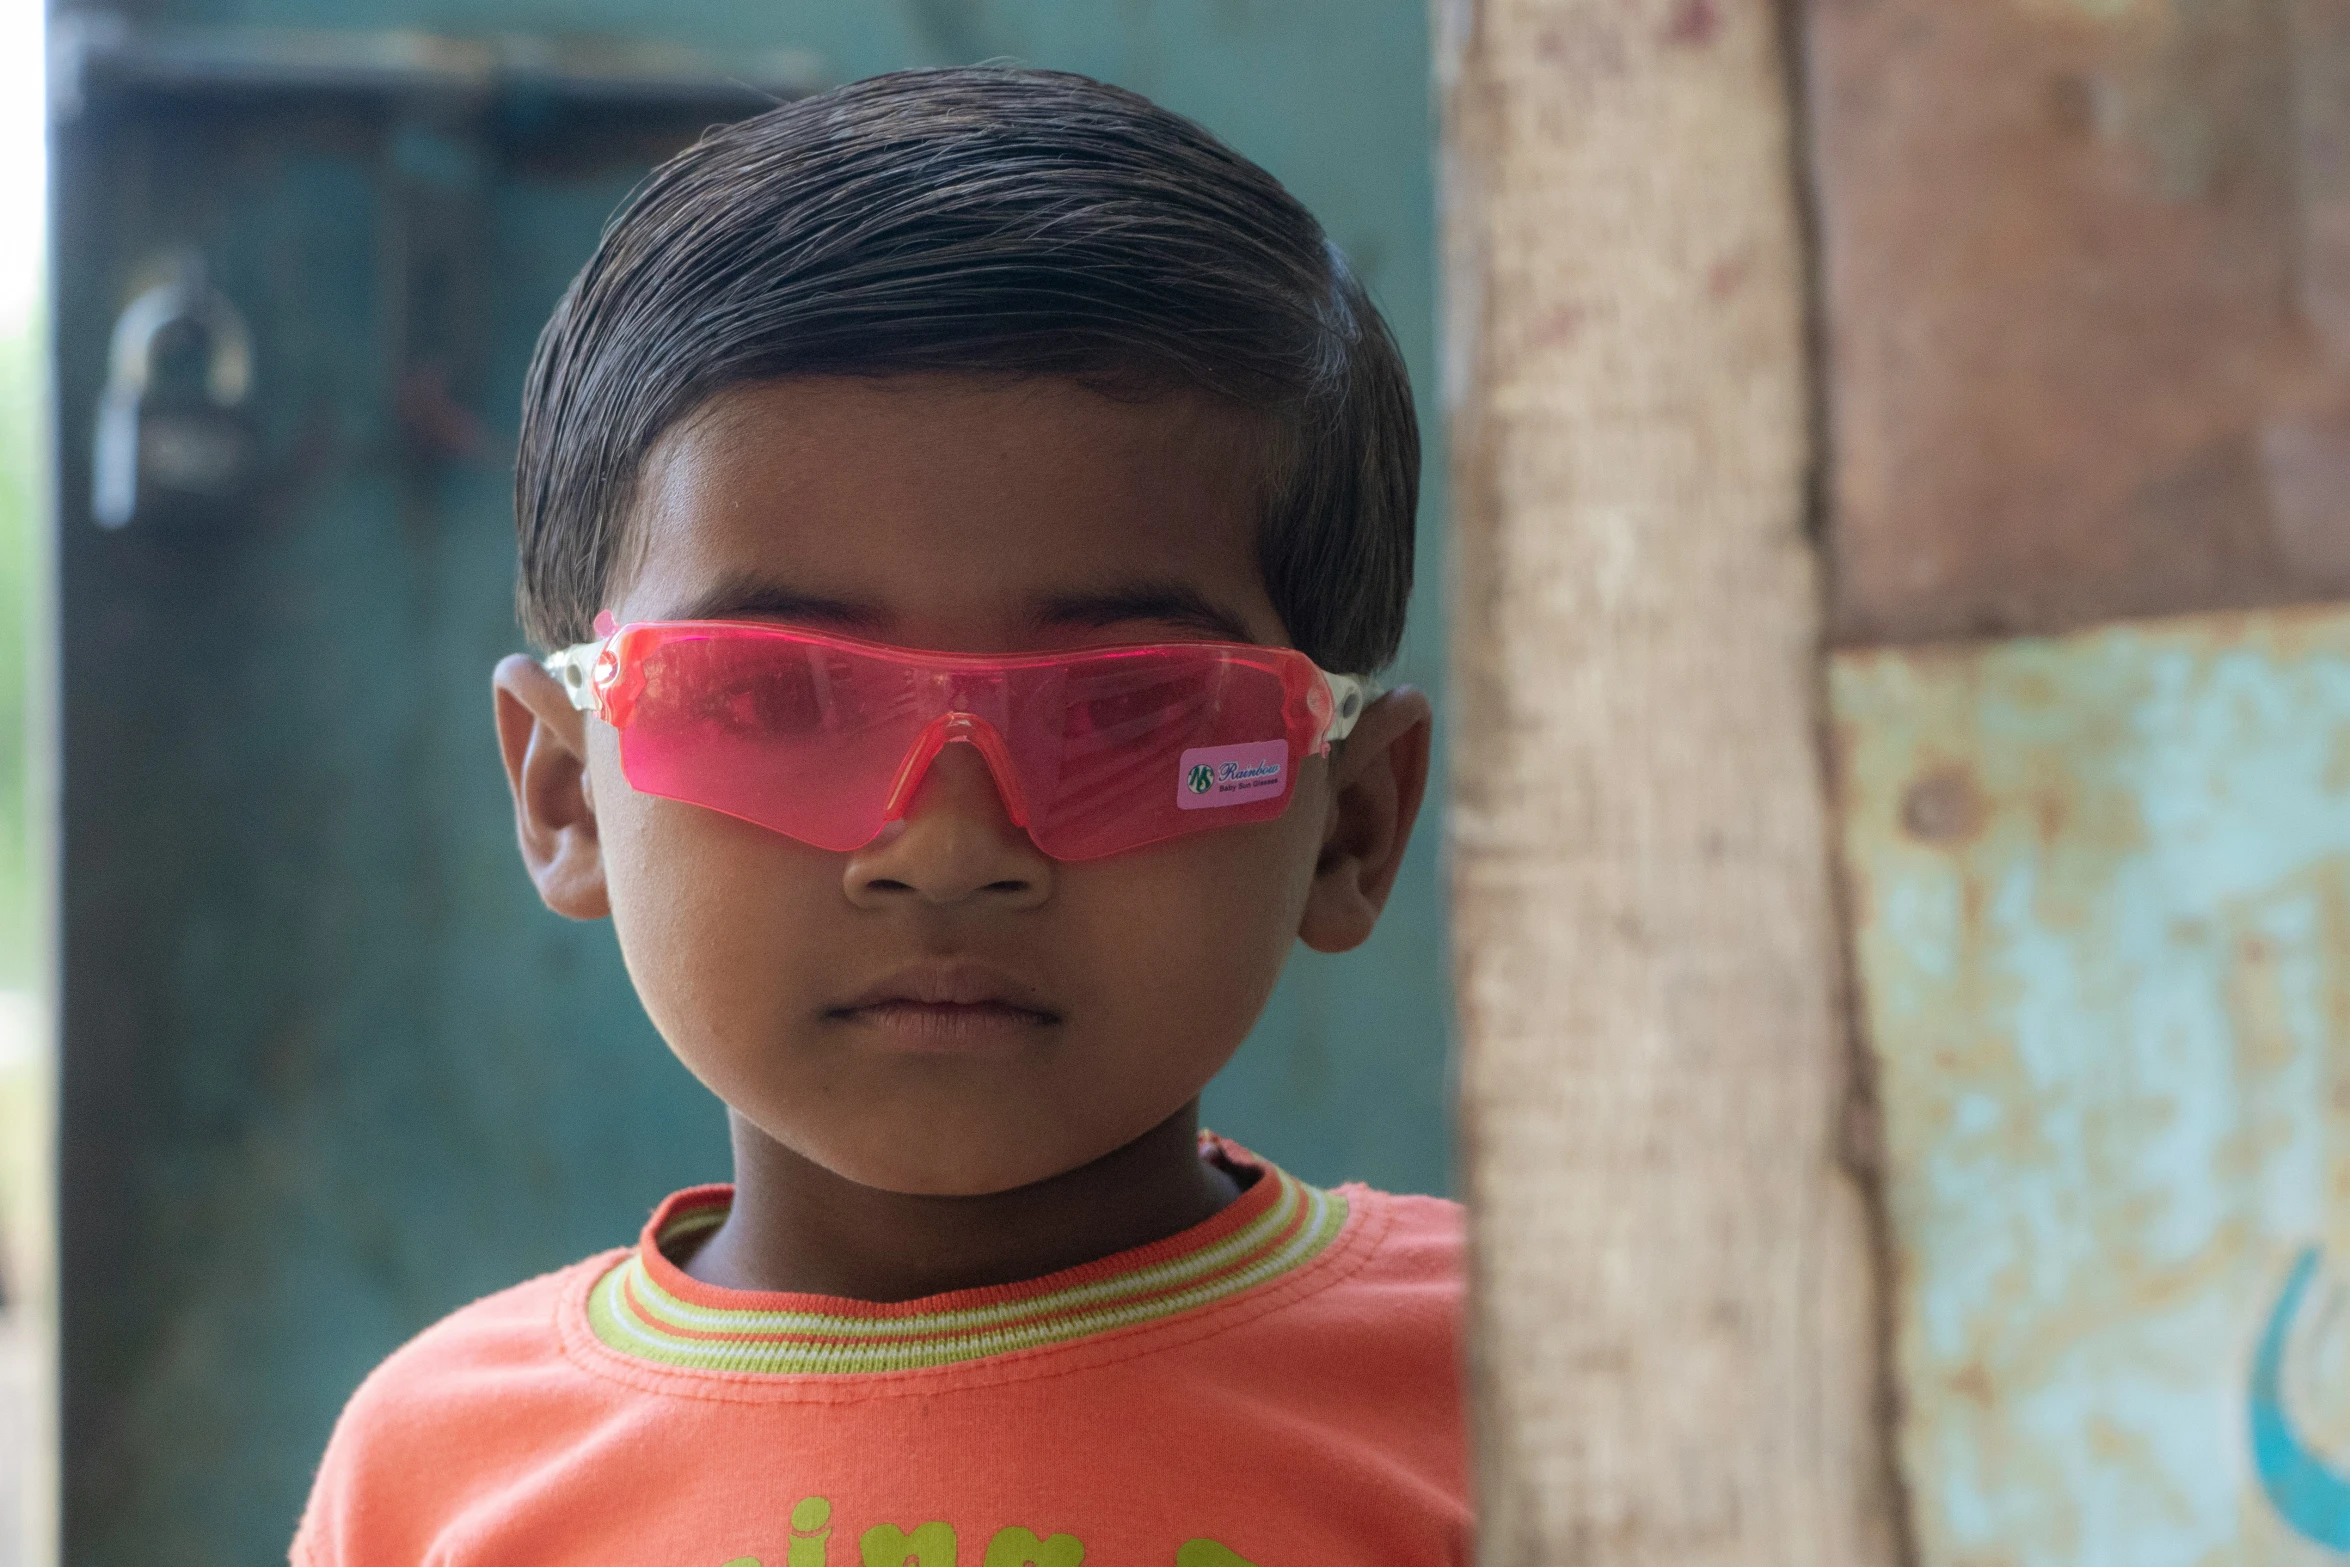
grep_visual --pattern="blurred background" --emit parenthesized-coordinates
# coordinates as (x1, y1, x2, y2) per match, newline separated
(0, 1, 52, 1562)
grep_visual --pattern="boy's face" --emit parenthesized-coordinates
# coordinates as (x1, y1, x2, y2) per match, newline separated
(494, 376, 1429, 1197)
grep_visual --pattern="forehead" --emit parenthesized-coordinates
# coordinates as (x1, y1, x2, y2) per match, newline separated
(616, 376, 1281, 650)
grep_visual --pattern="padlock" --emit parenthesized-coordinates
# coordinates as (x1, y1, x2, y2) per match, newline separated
(92, 253, 256, 529)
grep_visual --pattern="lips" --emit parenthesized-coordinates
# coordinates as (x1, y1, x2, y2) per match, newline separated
(826, 962, 1061, 1040)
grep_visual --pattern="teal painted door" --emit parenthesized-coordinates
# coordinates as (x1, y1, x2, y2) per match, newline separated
(49, 7, 1445, 1561)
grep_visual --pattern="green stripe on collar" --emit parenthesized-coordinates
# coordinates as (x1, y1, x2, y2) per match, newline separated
(586, 1162, 1346, 1376)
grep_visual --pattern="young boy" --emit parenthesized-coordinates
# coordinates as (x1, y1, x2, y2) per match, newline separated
(293, 66, 1462, 1567)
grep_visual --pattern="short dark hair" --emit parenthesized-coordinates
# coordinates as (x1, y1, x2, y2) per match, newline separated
(514, 66, 1417, 673)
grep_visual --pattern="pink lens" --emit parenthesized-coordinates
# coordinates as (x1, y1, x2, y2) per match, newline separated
(593, 621, 1333, 859)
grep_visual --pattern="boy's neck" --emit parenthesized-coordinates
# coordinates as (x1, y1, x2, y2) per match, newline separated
(680, 1104, 1242, 1302)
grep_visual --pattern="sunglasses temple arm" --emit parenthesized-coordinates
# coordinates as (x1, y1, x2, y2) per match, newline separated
(542, 637, 608, 714)
(1320, 671, 1381, 747)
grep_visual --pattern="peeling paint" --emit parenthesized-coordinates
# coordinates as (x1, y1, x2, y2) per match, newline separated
(1833, 604, 2350, 1565)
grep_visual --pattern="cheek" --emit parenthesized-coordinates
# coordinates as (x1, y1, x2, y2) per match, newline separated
(589, 748, 838, 1050)
(1065, 774, 1328, 1027)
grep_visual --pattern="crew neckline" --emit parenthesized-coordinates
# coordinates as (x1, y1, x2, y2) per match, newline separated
(582, 1136, 1350, 1377)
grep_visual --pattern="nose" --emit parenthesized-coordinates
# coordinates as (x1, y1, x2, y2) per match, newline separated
(843, 741, 1054, 909)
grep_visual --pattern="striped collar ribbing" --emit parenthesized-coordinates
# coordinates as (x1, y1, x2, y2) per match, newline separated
(584, 1141, 1348, 1376)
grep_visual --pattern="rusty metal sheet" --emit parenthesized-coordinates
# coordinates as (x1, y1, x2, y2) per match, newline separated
(1808, 0, 2350, 644)
(1832, 603, 2350, 1563)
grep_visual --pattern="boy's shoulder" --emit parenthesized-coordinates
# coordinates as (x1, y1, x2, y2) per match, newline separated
(349, 1251, 609, 1396)
(1249, 1182, 1464, 1393)
(292, 1252, 623, 1566)
(1325, 1184, 1463, 1309)
(1349, 1186, 1462, 1261)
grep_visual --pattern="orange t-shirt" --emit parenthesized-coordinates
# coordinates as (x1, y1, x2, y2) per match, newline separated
(292, 1141, 1468, 1566)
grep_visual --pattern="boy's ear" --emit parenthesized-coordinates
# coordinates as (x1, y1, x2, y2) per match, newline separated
(492, 655, 611, 921)
(1297, 686, 1434, 954)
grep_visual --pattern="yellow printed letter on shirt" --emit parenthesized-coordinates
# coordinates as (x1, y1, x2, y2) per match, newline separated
(861, 1521, 956, 1566)
(983, 1525, 1085, 1566)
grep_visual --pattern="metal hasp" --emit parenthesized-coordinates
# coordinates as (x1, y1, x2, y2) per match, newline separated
(1831, 606, 2350, 1565)
(90, 249, 254, 528)
(56, 13, 822, 492)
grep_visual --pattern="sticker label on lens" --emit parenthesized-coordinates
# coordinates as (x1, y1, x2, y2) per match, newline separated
(1177, 740, 1288, 810)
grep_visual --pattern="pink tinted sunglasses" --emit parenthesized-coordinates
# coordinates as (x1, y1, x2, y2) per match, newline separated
(546, 617, 1376, 861)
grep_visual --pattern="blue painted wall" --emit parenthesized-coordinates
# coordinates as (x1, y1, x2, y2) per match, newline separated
(1833, 606, 2350, 1565)
(50, 4, 1445, 1562)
